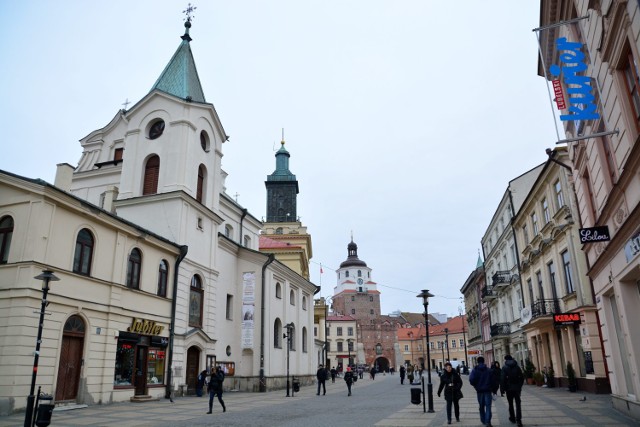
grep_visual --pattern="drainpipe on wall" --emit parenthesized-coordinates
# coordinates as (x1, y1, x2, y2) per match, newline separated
(259, 254, 276, 392)
(239, 208, 248, 246)
(165, 245, 189, 401)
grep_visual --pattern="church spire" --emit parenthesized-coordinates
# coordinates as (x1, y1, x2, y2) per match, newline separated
(265, 134, 299, 222)
(150, 5, 205, 103)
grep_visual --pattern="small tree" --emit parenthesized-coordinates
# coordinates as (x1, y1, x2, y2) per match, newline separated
(546, 365, 555, 388)
(566, 361, 577, 392)
(524, 359, 535, 380)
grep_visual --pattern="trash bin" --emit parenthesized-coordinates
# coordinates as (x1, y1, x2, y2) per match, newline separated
(293, 380, 300, 393)
(35, 394, 54, 427)
(410, 387, 421, 405)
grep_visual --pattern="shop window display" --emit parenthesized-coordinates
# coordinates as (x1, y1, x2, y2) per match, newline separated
(114, 342, 135, 386)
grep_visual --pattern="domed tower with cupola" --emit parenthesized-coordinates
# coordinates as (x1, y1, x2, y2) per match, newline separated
(331, 237, 380, 319)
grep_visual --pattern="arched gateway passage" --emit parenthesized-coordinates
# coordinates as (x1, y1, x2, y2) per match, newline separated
(375, 356, 390, 373)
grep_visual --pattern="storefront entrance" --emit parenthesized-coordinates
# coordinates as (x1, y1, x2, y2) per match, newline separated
(55, 315, 85, 402)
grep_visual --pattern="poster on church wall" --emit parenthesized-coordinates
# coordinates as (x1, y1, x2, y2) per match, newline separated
(241, 272, 256, 349)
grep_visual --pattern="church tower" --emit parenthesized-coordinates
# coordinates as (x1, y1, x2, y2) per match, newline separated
(260, 139, 313, 279)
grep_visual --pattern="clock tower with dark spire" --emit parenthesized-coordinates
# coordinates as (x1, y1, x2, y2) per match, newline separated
(260, 137, 313, 280)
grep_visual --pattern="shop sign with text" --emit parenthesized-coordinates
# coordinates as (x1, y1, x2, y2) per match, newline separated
(553, 313, 581, 328)
(579, 226, 610, 243)
(127, 318, 165, 336)
(549, 38, 600, 122)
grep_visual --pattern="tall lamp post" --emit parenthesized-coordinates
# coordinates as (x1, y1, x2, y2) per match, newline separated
(444, 327, 450, 363)
(24, 270, 60, 427)
(284, 323, 294, 397)
(459, 306, 469, 372)
(417, 289, 434, 413)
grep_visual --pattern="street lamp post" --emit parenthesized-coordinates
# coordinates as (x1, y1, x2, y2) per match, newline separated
(444, 327, 450, 363)
(347, 338, 353, 368)
(417, 289, 434, 413)
(284, 323, 294, 397)
(441, 340, 445, 368)
(24, 270, 60, 427)
(459, 306, 469, 372)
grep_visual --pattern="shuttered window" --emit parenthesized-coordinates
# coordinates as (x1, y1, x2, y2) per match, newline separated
(143, 156, 160, 195)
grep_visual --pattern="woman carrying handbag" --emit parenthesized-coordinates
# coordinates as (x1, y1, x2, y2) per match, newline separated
(437, 362, 463, 424)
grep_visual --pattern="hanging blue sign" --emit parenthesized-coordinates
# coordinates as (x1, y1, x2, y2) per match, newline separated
(549, 38, 600, 122)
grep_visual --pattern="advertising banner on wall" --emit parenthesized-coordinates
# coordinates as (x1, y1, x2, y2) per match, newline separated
(241, 272, 256, 349)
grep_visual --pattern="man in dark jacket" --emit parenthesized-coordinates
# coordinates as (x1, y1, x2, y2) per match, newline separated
(330, 366, 337, 383)
(501, 355, 524, 427)
(316, 364, 327, 395)
(206, 367, 226, 414)
(344, 367, 355, 396)
(399, 365, 406, 384)
(469, 357, 498, 427)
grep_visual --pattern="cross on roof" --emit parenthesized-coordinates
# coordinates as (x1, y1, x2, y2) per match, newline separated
(183, 3, 197, 22)
(122, 98, 130, 110)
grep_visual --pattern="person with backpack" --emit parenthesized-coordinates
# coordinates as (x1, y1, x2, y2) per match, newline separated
(437, 362, 463, 424)
(206, 366, 226, 414)
(196, 369, 207, 397)
(501, 355, 524, 427)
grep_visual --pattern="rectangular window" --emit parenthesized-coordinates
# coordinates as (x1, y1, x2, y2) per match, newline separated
(582, 169, 597, 225)
(114, 147, 124, 161)
(542, 198, 550, 224)
(536, 271, 545, 300)
(314, 327, 317, 337)
(430, 342, 435, 349)
(147, 348, 166, 385)
(531, 212, 539, 235)
(404, 344, 409, 351)
(523, 224, 529, 245)
(527, 278, 534, 306)
(562, 250, 575, 294)
(451, 340, 456, 348)
(555, 180, 565, 209)
(337, 342, 343, 352)
(548, 261, 557, 299)
(348, 327, 354, 336)
(337, 327, 343, 336)
(226, 294, 233, 320)
(348, 341, 353, 352)
(459, 339, 464, 348)
(623, 50, 640, 125)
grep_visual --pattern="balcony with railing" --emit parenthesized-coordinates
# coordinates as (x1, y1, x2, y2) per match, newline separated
(481, 286, 497, 301)
(490, 322, 511, 337)
(531, 299, 560, 320)
(492, 270, 511, 288)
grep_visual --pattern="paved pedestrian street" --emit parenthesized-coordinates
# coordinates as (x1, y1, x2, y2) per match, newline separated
(1, 373, 635, 426)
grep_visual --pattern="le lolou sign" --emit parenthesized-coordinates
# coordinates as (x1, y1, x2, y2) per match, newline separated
(549, 38, 600, 122)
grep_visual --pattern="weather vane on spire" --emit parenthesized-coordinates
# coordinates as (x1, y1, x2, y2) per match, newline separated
(183, 3, 197, 22)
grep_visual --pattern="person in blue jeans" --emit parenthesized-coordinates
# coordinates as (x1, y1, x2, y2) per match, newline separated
(469, 356, 499, 427)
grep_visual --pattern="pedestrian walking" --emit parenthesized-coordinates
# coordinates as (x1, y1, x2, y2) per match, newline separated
(196, 369, 207, 397)
(358, 366, 364, 379)
(206, 366, 226, 414)
(399, 365, 406, 384)
(469, 356, 499, 427)
(437, 362, 463, 425)
(501, 355, 524, 427)
(330, 366, 337, 383)
(407, 364, 414, 384)
(370, 366, 376, 380)
(344, 366, 355, 396)
(316, 364, 327, 395)
(491, 361, 502, 399)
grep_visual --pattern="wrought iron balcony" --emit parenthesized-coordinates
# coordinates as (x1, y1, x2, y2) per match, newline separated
(492, 270, 511, 288)
(481, 286, 497, 301)
(490, 323, 511, 337)
(531, 299, 560, 319)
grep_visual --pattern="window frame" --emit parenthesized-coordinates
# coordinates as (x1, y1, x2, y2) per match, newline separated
(73, 228, 94, 276)
(0, 216, 13, 264)
(157, 259, 169, 297)
(189, 275, 204, 328)
(126, 248, 142, 289)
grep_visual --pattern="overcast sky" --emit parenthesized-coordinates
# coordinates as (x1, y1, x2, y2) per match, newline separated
(0, 1, 559, 318)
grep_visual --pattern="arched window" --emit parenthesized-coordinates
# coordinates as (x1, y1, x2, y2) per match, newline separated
(225, 224, 233, 239)
(275, 227, 283, 235)
(290, 289, 295, 305)
(158, 260, 169, 297)
(196, 164, 205, 203)
(345, 271, 349, 277)
(189, 275, 203, 327)
(243, 235, 250, 247)
(302, 327, 308, 353)
(143, 155, 160, 195)
(73, 228, 94, 275)
(0, 216, 14, 264)
(275, 282, 282, 299)
(302, 295, 307, 310)
(274, 318, 282, 348)
(126, 248, 142, 289)
(358, 270, 362, 277)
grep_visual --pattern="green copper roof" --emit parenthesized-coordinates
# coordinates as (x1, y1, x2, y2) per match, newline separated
(267, 140, 297, 182)
(150, 21, 206, 103)
(476, 253, 483, 269)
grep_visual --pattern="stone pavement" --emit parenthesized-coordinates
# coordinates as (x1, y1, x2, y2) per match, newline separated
(0, 373, 636, 426)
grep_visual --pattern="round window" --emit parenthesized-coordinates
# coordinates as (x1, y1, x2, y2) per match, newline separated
(226, 346, 232, 356)
(149, 120, 165, 140)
